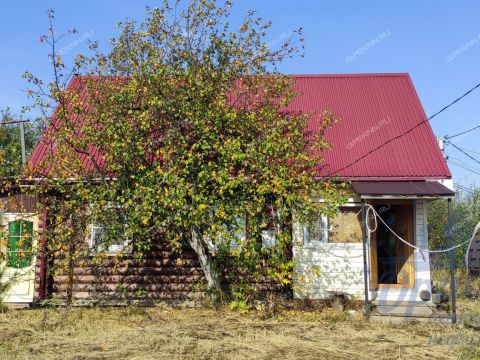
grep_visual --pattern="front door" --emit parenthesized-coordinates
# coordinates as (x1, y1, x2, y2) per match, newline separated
(370, 202, 415, 289)
(1, 215, 37, 303)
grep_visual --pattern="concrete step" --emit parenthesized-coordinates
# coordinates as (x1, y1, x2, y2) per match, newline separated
(372, 300, 433, 307)
(370, 313, 452, 323)
(373, 303, 434, 317)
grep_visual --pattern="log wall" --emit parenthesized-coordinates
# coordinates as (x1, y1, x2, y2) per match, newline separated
(47, 243, 286, 304)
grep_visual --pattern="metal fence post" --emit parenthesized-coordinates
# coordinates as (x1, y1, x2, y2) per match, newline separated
(361, 200, 370, 319)
(447, 198, 456, 324)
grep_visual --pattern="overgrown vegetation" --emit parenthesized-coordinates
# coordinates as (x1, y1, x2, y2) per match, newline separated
(1, 303, 480, 360)
(21, 0, 349, 305)
(0, 108, 43, 178)
(428, 184, 480, 267)
(0, 267, 9, 311)
(432, 269, 480, 300)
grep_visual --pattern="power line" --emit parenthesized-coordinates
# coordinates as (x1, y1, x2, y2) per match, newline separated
(454, 183, 476, 194)
(446, 140, 480, 166)
(450, 146, 480, 155)
(449, 159, 480, 176)
(326, 80, 480, 177)
(446, 124, 480, 140)
(449, 156, 480, 173)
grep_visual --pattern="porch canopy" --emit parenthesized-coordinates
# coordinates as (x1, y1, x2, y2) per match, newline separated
(352, 181, 455, 198)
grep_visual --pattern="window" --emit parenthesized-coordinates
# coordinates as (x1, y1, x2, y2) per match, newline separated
(89, 223, 130, 254)
(303, 212, 328, 246)
(261, 229, 277, 248)
(208, 216, 282, 251)
(89, 204, 129, 254)
(328, 207, 363, 243)
(208, 215, 246, 252)
(7, 220, 33, 268)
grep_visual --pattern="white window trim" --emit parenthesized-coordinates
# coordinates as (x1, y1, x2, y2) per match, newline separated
(88, 202, 131, 255)
(303, 213, 328, 247)
(89, 223, 131, 255)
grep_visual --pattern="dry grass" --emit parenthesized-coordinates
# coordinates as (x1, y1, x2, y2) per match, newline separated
(0, 301, 479, 360)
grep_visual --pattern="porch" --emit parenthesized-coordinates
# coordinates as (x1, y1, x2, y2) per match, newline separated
(293, 180, 456, 321)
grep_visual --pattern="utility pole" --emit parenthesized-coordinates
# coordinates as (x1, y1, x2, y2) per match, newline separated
(19, 121, 26, 166)
(1, 119, 30, 167)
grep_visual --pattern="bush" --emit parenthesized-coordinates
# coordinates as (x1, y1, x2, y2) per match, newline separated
(428, 185, 480, 267)
(0, 267, 9, 311)
(431, 268, 480, 299)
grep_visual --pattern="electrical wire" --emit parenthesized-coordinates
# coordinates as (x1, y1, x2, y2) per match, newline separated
(448, 157, 480, 175)
(454, 183, 476, 194)
(449, 160, 480, 176)
(326, 81, 480, 177)
(446, 124, 480, 140)
(449, 157, 480, 172)
(446, 140, 480, 166)
(367, 205, 472, 254)
(450, 146, 480, 155)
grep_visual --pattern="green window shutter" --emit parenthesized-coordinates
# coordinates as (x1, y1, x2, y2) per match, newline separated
(8, 220, 33, 268)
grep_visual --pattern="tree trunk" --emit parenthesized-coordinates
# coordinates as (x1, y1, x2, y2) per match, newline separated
(189, 226, 222, 299)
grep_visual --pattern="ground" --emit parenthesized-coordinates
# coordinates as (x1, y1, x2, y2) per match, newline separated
(1, 301, 479, 360)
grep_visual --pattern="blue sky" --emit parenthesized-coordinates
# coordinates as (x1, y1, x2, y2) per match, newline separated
(1, 1, 480, 185)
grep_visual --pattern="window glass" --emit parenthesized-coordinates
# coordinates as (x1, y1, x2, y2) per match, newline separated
(89, 204, 129, 254)
(261, 229, 277, 248)
(208, 215, 246, 252)
(304, 212, 328, 245)
(8, 220, 33, 268)
(328, 207, 363, 243)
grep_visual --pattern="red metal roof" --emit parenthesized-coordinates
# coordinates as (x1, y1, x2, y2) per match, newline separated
(28, 73, 451, 180)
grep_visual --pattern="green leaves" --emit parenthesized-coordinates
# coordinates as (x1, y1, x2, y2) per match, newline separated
(25, 0, 349, 303)
(0, 109, 43, 178)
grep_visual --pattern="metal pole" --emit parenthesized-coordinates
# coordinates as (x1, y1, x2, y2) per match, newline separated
(19, 121, 26, 167)
(361, 199, 370, 319)
(447, 198, 457, 324)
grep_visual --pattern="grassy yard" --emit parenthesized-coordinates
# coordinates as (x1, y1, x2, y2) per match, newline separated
(1, 301, 480, 360)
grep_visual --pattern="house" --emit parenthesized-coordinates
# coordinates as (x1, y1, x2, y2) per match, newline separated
(467, 222, 480, 275)
(0, 73, 455, 311)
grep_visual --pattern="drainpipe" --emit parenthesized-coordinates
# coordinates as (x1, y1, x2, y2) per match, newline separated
(447, 198, 456, 324)
(361, 199, 370, 319)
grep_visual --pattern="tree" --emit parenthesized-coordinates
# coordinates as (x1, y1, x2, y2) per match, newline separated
(0, 109, 43, 178)
(428, 185, 480, 267)
(24, 1, 348, 301)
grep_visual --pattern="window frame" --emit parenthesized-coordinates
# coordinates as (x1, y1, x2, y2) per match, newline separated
(207, 214, 246, 253)
(89, 223, 131, 255)
(7, 220, 34, 268)
(303, 212, 329, 246)
(261, 229, 277, 248)
(88, 203, 130, 255)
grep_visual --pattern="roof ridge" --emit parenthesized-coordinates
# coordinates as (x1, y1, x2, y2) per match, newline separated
(72, 73, 410, 79)
(288, 73, 410, 78)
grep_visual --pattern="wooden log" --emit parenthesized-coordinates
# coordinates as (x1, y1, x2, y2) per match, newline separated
(54, 274, 205, 284)
(54, 282, 198, 293)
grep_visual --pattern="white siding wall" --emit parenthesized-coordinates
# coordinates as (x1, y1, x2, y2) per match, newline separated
(293, 200, 433, 302)
(292, 211, 366, 299)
